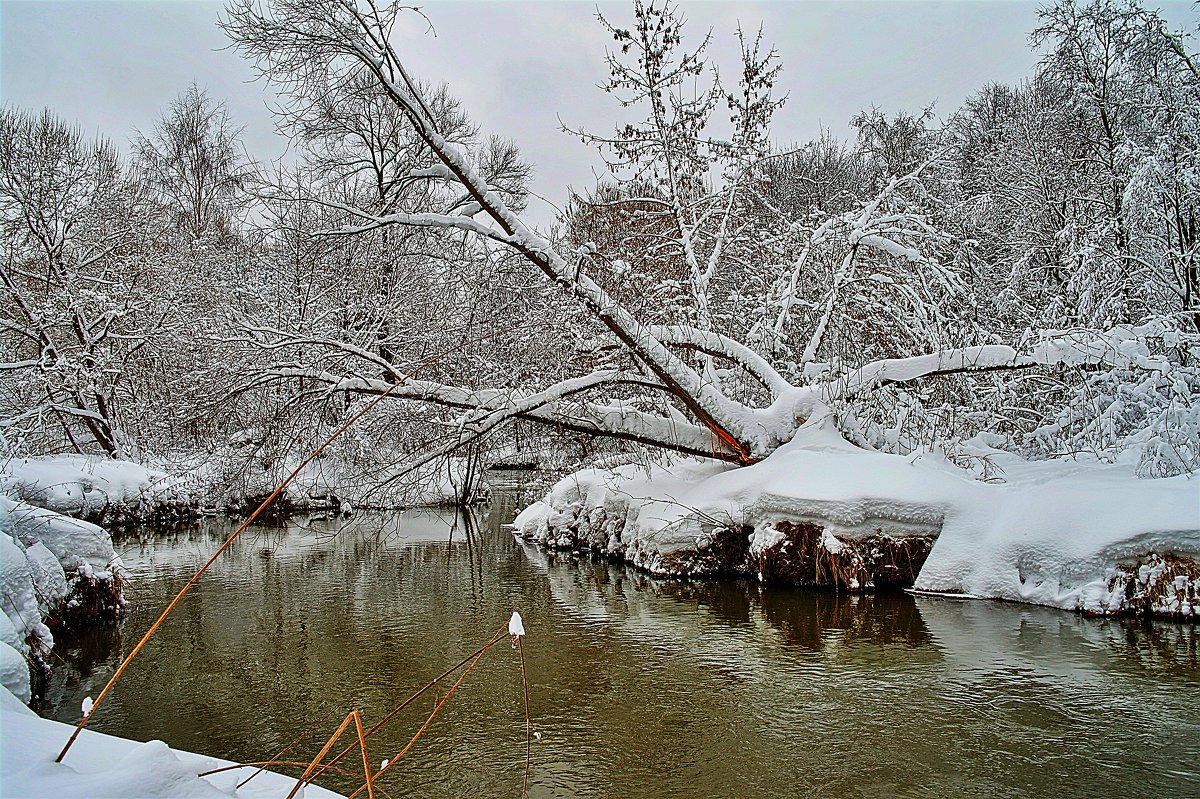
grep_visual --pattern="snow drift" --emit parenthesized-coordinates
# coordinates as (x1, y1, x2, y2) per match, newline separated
(1, 455, 199, 520)
(514, 417, 1199, 618)
(0, 685, 344, 799)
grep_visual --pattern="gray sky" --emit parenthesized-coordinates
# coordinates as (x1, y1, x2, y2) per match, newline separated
(1, 1, 1193, 225)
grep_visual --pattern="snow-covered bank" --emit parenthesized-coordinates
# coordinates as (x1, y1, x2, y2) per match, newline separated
(1, 451, 485, 520)
(0, 496, 123, 703)
(0, 685, 344, 799)
(1, 455, 200, 520)
(514, 417, 1199, 618)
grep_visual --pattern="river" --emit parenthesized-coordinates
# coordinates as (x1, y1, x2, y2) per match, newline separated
(35, 479, 1200, 798)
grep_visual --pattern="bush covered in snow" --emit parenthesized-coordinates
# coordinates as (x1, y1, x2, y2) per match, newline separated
(1, 455, 201, 522)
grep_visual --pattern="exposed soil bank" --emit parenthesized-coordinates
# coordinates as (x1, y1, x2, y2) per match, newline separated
(523, 507, 1198, 620)
(522, 504, 937, 592)
(756, 521, 935, 590)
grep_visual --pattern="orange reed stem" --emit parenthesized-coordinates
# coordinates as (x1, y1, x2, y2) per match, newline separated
(346, 631, 503, 799)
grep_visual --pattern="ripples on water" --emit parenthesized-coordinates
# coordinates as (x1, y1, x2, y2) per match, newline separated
(36, 491, 1200, 798)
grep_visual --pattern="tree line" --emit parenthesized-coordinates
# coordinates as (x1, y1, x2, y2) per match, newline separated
(2, 0, 1196, 502)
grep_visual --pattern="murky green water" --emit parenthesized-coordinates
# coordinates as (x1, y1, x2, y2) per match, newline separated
(38, 480, 1200, 798)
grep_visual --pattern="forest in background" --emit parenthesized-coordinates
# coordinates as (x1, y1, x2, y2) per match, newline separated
(2, 0, 1197, 508)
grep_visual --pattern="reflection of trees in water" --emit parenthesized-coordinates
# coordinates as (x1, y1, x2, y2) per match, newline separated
(652, 578, 756, 627)
(758, 590, 933, 651)
(483, 471, 538, 536)
(569, 557, 934, 653)
(1113, 618, 1198, 677)
(536, 540, 937, 654)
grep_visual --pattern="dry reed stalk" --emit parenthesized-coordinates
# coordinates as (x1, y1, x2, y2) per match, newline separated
(285, 710, 376, 799)
(345, 630, 505, 799)
(218, 702, 347, 789)
(55, 381, 401, 763)
(285, 712, 360, 799)
(196, 760, 365, 780)
(518, 635, 531, 798)
(353, 709, 376, 799)
(305, 623, 508, 785)
(54, 330, 515, 764)
(198, 760, 399, 799)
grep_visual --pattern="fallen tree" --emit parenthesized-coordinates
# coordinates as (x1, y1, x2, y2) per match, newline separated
(219, 0, 1199, 490)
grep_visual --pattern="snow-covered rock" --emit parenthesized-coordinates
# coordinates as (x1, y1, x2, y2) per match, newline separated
(0, 495, 124, 703)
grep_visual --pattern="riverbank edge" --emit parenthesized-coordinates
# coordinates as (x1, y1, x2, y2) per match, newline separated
(521, 514, 1199, 622)
(513, 421, 1199, 622)
(1, 496, 125, 705)
(0, 685, 345, 798)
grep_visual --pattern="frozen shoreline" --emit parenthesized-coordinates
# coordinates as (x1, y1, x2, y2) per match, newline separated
(0, 452, 485, 522)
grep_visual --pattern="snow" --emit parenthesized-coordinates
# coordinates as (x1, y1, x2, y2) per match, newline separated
(1, 640, 31, 704)
(0, 493, 123, 704)
(515, 415, 1199, 616)
(209, 441, 486, 510)
(1, 450, 478, 519)
(1, 496, 122, 578)
(0, 685, 345, 799)
(1, 455, 197, 519)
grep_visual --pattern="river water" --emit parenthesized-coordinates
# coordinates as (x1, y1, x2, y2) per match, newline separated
(37, 480, 1200, 798)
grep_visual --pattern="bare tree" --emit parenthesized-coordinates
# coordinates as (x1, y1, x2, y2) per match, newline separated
(133, 84, 252, 241)
(0, 108, 163, 457)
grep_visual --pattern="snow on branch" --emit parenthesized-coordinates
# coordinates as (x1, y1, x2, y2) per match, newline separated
(827, 326, 1177, 401)
(311, 206, 516, 246)
(649, 324, 791, 399)
(222, 0, 759, 464)
(828, 345, 1027, 400)
(264, 365, 741, 461)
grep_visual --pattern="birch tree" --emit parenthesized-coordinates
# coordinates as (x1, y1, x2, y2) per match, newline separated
(133, 84, 252, 241)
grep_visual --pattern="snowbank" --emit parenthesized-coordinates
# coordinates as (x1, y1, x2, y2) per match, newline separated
(0, 495, 123, 703)
(0, 450, 481, 522)
(514, 417, 1199, 618)
(0, 685, 344, 799)
(1, 455, 199, 520)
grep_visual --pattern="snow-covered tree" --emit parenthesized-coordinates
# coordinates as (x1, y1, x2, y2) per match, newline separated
(212, 0, 1200, 483)
(563, 2, 785, 333)
(0, 108, 163, 458)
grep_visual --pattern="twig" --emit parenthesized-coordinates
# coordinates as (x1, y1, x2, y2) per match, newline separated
(229, 701, 346, 788)
(346, 629, 505, 799)
(303, 623, 507, 786)
(285, 712, 364, 799)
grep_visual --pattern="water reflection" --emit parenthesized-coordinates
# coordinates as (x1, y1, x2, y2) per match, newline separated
(35, 499, 1200, 799)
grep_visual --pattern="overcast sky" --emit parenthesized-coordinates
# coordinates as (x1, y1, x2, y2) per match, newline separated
(2, 1, 1193, 225)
